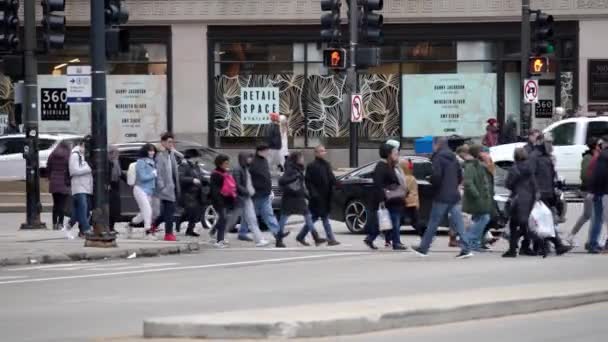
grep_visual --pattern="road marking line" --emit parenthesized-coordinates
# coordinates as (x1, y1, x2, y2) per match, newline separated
(87, 263, 179, 271)
(0, 276, 28, 280)
(6, 263, 99, 271)
(0, 253, 367, 285)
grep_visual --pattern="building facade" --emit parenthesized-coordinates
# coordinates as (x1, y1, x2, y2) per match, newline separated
(2, 0, 608, 166)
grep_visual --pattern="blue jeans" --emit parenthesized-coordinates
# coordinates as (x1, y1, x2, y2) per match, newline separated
(465, 214, 491, 251)
(69, 193, 90, 233)
(285, 213, 316, 241)
(154, 200, 176, 235)
(309, 214, 336, 241)
(588, 195, 607, 251)
(419, 201, 470, 254)
(242, 196, 280, 235)
(365, 207, 402, 248)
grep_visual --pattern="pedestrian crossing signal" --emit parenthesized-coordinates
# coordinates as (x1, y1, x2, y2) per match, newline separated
(323, 48, 347, 70)
(529, 57, 548, 75)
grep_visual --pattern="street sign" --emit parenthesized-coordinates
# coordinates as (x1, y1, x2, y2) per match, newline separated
(67, 65, 92, 104)
(40, 88, 70, 121)
(524, 79, 539, 103)
(351, 94, 363, 123)
(535, 99, 553, 118)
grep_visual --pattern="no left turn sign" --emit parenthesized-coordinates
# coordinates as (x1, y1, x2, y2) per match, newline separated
(524, 79, 539, 103)
(351, 94, 363, 123)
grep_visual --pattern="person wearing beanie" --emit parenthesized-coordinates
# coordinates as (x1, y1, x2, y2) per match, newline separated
(462, 144, 493, 251)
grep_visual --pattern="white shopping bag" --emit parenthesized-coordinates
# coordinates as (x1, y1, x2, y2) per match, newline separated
(378, 205, 392, 232)
(528, 201, 556, 238)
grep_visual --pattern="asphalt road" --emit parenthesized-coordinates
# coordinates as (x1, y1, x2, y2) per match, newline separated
(1, 203, 607, 342)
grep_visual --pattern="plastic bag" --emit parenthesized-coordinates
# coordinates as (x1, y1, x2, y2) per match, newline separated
(378, 205, 392, 232)
(528, 201, 556, 238)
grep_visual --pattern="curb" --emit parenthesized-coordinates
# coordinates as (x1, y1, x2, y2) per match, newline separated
(143, 286, 608, 339)
(0, 243, 200, 267)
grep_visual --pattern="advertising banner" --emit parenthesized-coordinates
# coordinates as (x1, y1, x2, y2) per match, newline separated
(240, 87, 279, 125)
(37, 75, 167, 144)
(402, 73, 497, 137)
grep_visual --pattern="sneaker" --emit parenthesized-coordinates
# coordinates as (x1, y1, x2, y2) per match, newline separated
(296, 238, 311, 247)
(213, 241, 227, 249)
(145, 225, 159, 235)
(275, 240, 286, 248)
(556, 245, 573, 256)
(185, 230, 200, 238)
(364, 239, 378, 250)
(456, 251, 473, 259)
(255, 239, 270, 248)
(238, 235, 254, 242)
(393, 244, 408, 251)
(411, 247, 428, 257)
(164, 234, 177, 242)
(327, 240, 341, 246)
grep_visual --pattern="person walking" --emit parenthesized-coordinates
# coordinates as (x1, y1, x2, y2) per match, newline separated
(209, 154, 237, 248)
(363, 142, 407, 251)
(278, 152, 324, 247)
(279, 115, 289, 167)
(588, 135, 608, 254)
(524, 129, 541, 155)
(531, 135, 571, 257)
(502, 148, 536, 257)
(242, 144, 288, 247)
(500, 114, 518, 144)
(47, 140, 71, 230)
(108, 146, 122, 233)
(149, 133, 181, 242)
(482, 118, 500, 147)
(64, 139, 93, 238)
(462, 145, 493, 252)
(178, 149, 207, 238)
(567, 137, 602, 245)
(413, 137, 473, 258)
(131, 143, 158, 237)
(304, 145, 340, 246)
(230, 152, 270, 247)
(267, 112, 283, 175)
(399, 159, 421, 235)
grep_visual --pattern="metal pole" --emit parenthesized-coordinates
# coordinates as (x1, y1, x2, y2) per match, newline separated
(87, 0, 115, 246)
(348, 0, 359, 167)
(20, 0, 46, 230)
(520, 0, 531, 135)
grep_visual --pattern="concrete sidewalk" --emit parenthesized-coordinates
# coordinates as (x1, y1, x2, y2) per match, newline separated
(142, 279, 608, 340)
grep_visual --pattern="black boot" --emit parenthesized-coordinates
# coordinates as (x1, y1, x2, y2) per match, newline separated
(275, 233, 286, 248)
(185, 225, 200, 237)
(311, 230, 327, 247)
(502, 250, 517, 258)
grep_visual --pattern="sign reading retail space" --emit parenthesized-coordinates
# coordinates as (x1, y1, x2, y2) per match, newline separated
(524, 79, 539, 103)
(351, 94, 363, 123)
(240, 87, 279, 125)
(66, 65, 92, 104)
(402, 73, 497, 137)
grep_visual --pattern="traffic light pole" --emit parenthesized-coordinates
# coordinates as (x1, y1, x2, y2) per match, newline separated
(520, 0, 531, 135)
(86, 0, 115, 246)
(348, 0, 359, 168)
(20, 0, 46, 230)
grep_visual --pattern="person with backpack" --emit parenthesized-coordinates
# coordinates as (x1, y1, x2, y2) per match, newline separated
(209, 154, 237, 248)
(130, 143, 157, 237)
(278, 152, 323, 247)
(47, 140, 71, 230)
(63, 139, 93, 238)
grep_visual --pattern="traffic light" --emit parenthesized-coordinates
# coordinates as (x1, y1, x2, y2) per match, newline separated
(105, 0, 129, 56)
(0, 0, 19, 51)
(360, 0, 383, 44)
(323, 48, 347, 70)
(320, 0, 341, 42)
(41, 0, 66, 50)
(529, 56, 549, 75)
(532, 11, 554, 55)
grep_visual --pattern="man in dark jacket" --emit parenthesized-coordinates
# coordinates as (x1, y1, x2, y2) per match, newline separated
(304, 145, 339, 246)
(413, 137, 473, 259)
(524, 129, 541, 155)
(267, 112, 283, 175)
(588, 135, 608, 253)
(242, 144, 288, 247)
(177, 150, 205, 237)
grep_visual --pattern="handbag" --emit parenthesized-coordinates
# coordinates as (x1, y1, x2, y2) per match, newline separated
(377, 204, 392, 231)
(384, 185, 406, 203)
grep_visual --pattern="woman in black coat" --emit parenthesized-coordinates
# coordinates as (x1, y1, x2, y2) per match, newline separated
(363, 142, 407, 251)
(503, 148, 537, 257)
(278, 152, 322, 247)
(178, 150, 206, 237)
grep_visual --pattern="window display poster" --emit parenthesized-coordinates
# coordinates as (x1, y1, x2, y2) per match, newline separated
(107, 75, 167, 143)
(0, 113, 7, 135)
(37, 75, 167, 144)
(240, 87, 279, 125)
(402, 73, 497, 137)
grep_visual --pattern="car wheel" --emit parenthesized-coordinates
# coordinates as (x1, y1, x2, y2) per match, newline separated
(344, 200, 367, 234)
(202, 204, 218, 229)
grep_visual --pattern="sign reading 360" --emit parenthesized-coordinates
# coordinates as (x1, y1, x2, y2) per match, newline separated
(40, 88, 70, 121)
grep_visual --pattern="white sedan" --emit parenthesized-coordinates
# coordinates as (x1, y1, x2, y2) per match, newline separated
(490, 116, 608, 187)
(0, 133, 82, 181)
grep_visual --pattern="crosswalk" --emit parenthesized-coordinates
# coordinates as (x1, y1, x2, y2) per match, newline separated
(3, 261, 181, 274)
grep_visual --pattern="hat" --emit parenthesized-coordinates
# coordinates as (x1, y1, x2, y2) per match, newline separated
(487, 118, 497, 125)
(385, 139, 400, 149)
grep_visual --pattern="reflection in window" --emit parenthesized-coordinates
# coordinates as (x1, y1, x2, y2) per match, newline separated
(402, 41, 456, 60)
